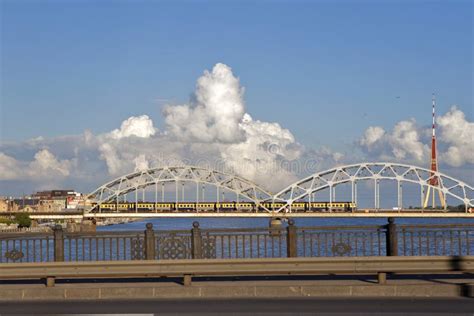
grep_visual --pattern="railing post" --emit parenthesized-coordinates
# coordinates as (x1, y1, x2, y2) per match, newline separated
(286, 219, 298, 258)
(144, 223, 156, 260)
(191, 221, 203, 259)
(46, 276, 56, 287)
(53, 224, 64, 262)
(386, 217, 398, 256)
(377, 272, 387, 285)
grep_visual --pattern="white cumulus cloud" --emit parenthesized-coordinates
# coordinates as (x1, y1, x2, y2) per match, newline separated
(0, 153, 21, 180)
(437, 106, 474, 167)
(389, 120, 428, 162)
(163, 63, 246, 143)
(29, 149, 71, 177)
(133, 154, 150, 171)
(360, 126, 385, 148)
(359, 119, 428, 163)
(0, 149, 72, 181)
(108, 115, 157, 139)
(221, 113, 302, 188)
(17, 62, 303, 191)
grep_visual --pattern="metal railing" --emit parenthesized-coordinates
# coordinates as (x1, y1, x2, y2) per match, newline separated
(298, 225, 387, 257)
(200, 227, 287, 259)
(63, 231, 144, 261)
(0, 232, 53, 263)
(398, 224, 473, 256)
(1, 219, 474, 263)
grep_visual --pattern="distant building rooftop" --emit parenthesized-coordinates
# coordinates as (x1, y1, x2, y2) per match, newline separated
(12, 198, 39, 206)
(34, 190, 75, 199)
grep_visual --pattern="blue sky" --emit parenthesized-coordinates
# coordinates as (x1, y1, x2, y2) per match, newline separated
(0, 0, 473, 201)
(2, 1, 472, 145)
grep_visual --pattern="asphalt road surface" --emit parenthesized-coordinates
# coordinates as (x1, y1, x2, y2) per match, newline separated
(1, 298, 473, 315)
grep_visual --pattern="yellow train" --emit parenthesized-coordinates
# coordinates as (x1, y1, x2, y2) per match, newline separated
(95, 201, 357, 212)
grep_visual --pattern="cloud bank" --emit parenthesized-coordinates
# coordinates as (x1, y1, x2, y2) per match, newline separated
(0, 63, 472, 196)
(0, 63, 306, 193)
(0, 149, 72, 181)
(358, 106, 474, 167)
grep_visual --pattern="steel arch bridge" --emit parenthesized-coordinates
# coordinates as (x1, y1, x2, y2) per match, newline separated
(272, 162, 474, 213)
(86, 166, 273, 213)
(80, 162, 474, 217)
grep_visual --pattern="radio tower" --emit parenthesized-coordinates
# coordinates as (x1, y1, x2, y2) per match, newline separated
(423, 93, 446, 209)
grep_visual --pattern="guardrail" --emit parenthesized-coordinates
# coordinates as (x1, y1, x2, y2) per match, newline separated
(0, 256, 472, 287)
(1, 219, 473, 263)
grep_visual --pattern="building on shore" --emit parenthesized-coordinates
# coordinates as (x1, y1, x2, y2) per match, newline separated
(0, 198, 8, 212)
(0, 190, 84, 213)
(34, 190, 83, 212)
(0, 197, 40, 212)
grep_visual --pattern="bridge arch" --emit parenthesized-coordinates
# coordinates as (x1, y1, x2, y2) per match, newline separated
(86, 166, 273, 213)
(273, 162, 474, 213)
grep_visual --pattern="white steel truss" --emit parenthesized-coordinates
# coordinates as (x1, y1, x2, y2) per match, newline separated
(273, 162, 474, 213)
(86, 162, 474, 215)
(86, 166, 273, 213)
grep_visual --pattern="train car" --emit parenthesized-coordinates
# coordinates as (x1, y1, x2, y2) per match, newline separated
(197, 202, 215, 211)
(98, 203, 114, 211)
(325, 202, 355, 212)
(216, 202, 236, 211)
(137, 203, 155, 211)
(275, 202, 286, 209)
(307, 202, 356, 212)
(98, 202, 131, 212)
(156, 203, 175, 211)
(236, 202, 254, 212)
(261, 202, 286, 210)
(292, 202, 306, 211)
(176, 203, 196, 212)
(117, 203, 130, 210)
(329, 202, 347, 211)
(348, 202, 357, 211)
(309, 202, 328, 211)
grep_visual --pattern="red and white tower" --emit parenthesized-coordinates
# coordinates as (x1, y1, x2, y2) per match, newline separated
(423, 94, 446, 209)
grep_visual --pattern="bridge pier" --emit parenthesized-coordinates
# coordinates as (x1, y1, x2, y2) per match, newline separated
(65, 219, 96, 232)
(269, 218, 283, 236)
(269, 218, 282, 228)
(82, 219, 96, 232)
(66, 222, 80, 233)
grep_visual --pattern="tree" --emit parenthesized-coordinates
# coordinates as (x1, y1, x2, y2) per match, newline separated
(15, 213, 31, 228)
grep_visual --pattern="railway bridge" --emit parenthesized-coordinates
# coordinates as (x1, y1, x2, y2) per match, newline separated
(27, 162, 474, 220)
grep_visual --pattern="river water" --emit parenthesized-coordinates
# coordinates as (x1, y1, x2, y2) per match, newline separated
(97, 216, 474, 232)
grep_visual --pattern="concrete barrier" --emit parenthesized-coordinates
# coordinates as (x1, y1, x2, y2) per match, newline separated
(0, 282, 473, 300)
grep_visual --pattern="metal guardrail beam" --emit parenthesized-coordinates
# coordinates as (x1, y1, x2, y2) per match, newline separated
(1, 256, 473, 286)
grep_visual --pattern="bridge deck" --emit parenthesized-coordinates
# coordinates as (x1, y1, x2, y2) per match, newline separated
(25, 211, 474, 219)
